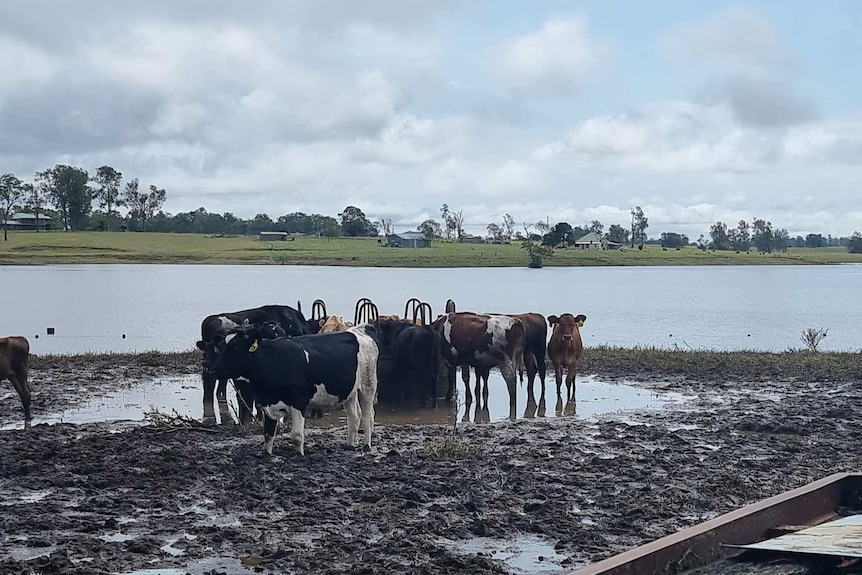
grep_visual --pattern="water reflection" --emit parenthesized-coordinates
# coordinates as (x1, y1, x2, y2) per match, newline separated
(1, 373, 684, 430)
(523, 390, 547, 419)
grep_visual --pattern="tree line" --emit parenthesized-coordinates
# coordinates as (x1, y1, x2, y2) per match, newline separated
(2, 174, 860, 254)
(0, 165, 167, 239)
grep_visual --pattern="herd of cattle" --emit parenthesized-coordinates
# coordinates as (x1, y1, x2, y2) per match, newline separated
(0, 299, 586, 455)
(193, 298, 587, 454)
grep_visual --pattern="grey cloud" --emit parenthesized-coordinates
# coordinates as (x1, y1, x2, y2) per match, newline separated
(722, 76, 817, 128)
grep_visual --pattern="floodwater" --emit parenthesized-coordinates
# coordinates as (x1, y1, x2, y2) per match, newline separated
(440, 534, 575, 574)
(0, 373, 688, 431)
(1, 264, 860, 354)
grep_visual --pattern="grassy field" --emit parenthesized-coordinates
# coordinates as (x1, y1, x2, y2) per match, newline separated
(1, 230, 860, 266)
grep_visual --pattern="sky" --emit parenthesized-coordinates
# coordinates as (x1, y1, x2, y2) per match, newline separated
(1, 0, 861, 238)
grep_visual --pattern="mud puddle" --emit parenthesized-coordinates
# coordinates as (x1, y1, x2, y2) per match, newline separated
(2, 373, 691, 430)
(439, 534, 577, 574)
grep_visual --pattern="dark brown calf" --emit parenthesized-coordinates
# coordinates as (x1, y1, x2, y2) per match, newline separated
(547, 314, 586, 401)
(508, 313, 548, 397)
(1, 336, 32, 420)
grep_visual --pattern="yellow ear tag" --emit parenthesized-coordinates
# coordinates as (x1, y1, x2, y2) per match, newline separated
(249, 340, 259, 352)
(577, 320, 584, 328)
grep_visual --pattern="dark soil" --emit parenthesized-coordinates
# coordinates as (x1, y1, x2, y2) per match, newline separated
(1, 356, 861, 575)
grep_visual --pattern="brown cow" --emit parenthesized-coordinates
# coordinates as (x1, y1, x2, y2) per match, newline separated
(318, 316, 354, 333)
(433, 312, 525, 419)
(1, 336, 32, 421)
(547, 314, 587, 401)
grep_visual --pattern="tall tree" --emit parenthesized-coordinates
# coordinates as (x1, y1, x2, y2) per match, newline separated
(0, 173, 23, 241)
(589, 220, 604, 235)
(605, 224, 629, 244)
(501, 213, 515, 240)
(440, 203, 451, 241)
(729, 220, 750, 251)
(774, 228, 790, 253)
(805, 233, 825, 248)
(339, 205, 376, 237)
(25, 175, 48, 232)
(91, 166, 124, 231)
(486, 223, 503, 241)
(542, 222, 575, 246)
(847, 231, 862, 254)
(41, 165, 90, 231)
(631, 206, 648, 246)
(452, 210, 465, 240)
(417, 219, 442, 240)
(377, 218, 393, 236)
(126, 180, 167, 231)
(660, 232, 688, 249)
(751, 218, 774, 253)
(709, 221, 730, 250)
(534, 219, 550, 236)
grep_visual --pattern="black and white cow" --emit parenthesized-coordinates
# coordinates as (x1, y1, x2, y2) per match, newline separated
(196, 305, 312, 421)
(212, 323, 380, 455)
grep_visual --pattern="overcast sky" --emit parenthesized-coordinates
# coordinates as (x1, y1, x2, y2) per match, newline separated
(2, 1, 861, 238)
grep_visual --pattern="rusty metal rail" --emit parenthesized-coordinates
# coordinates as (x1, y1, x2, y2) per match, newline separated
(567, 472, 862, 575)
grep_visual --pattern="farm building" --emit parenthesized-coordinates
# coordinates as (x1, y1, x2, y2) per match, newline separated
(574, 231, 603, 250)
(2, 213, 53, 231)
(459, 233, 484, 244)
(384, 231, 431, 248)
(259, 231, 288, 241)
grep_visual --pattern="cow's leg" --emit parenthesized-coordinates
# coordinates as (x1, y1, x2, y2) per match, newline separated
(202, 371, 217, 422)
(358, 366, 377, 451)
(536, 352, 548, 399)
(10, 368, 32, 421)
(565, 362, 578, 402)
(461, 364, 472, 405)
(345, 394, 361, 447)
(553, 362, 564, 397)
(525, 352, 539, 399)
(263, 414, 278, 455)
(216, 377, 228, 401)
(500, 359, 518, 421)
(473, 368, 481, 406)
(290, 407, 307, 456)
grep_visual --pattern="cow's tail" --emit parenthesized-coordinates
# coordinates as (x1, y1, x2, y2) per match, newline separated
(514, 332, 526, 388)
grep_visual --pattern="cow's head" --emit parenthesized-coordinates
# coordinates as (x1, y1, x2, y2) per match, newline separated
(212, 324, 265, 381)
(548, 314, 587, 342)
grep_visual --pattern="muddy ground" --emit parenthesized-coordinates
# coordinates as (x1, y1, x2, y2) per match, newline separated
(1, 355, 861, 575)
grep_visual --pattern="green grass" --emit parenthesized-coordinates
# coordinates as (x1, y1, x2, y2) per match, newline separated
(2, 230, 860, 266)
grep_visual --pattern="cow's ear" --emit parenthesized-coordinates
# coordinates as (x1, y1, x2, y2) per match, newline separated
(548, 315, 559, 326)
(195, 341, 207, 351)
(575, 314, 586, 327)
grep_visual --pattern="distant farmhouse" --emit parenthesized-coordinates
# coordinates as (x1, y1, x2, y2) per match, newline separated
(2, 213, 53, 231)
(384, 231, 431, 248)
(574, 231, 624, 250)
(258, 231, 289, 241)
(458, 233, 484, 244)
